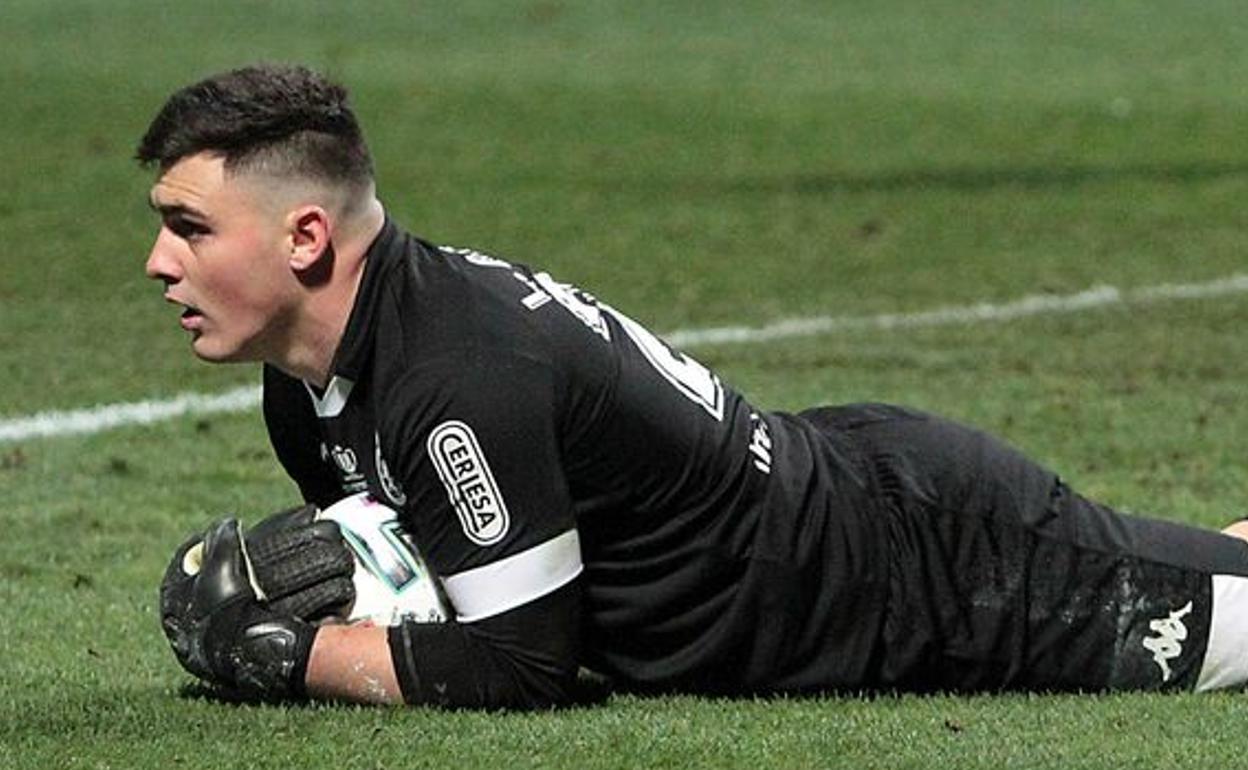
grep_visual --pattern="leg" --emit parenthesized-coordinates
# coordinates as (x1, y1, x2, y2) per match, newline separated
(804, 404, 1248, 693)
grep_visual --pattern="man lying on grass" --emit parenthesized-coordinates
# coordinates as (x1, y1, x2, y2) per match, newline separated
(141, 64, 1248, 707)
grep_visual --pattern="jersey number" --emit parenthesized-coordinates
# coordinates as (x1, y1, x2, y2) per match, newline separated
(443, 246, 727, 422)
(522, 272, 725, 421)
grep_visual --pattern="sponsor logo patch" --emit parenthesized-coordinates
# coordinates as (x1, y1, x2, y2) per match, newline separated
(427, 420, 510, 545)
(330, 445, 359, 475)
(329, 444, 367, 492)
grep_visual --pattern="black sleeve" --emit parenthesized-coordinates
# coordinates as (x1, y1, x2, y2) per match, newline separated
(262, 365, 342, 509)
(377, 348, 585, 709)
(387, 577, 582, 709)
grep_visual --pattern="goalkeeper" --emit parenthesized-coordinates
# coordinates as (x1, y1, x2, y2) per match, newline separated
(142, 64, 1248, 707)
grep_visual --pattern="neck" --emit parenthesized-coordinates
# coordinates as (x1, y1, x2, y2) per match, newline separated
(273, 200, 386, 387)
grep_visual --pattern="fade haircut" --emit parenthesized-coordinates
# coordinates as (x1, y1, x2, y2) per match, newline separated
(135, 64, 374, 193)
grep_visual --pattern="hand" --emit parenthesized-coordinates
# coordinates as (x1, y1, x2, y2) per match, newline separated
(159, 518, 317, 699)
(245, 503, 356, 621)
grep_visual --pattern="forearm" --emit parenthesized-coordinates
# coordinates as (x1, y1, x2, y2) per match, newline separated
(393, 581, 582, 709)
(160, 513, 577, 708)
(303, 580, 582, 709)
(305, 622, 404, 705)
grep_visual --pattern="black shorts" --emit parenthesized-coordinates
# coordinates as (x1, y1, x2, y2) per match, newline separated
(801, 404, 1248, 692)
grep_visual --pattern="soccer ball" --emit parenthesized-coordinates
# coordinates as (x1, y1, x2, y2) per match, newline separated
(315, 492, 450, 625)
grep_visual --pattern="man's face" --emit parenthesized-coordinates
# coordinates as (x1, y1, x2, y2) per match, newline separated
(146, 153, 297, 363)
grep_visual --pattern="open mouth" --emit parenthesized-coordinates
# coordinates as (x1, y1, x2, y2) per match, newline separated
(179, 304, 204, 331)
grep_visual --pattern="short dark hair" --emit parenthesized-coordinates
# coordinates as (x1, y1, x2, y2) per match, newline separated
(135, 64, 373, 189)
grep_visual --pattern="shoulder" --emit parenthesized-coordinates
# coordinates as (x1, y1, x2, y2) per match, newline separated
(370, 240, 559, 363)
(365, 241, 594, 416)
(374, 345, 561, 442)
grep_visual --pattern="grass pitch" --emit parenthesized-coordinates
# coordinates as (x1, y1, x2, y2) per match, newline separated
(5, 1, 1248, 767)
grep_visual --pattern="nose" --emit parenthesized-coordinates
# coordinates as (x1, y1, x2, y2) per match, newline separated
(145, 226, 183, 284)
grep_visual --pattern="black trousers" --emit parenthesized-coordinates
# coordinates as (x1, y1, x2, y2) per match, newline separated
(801, 404, 1248, 692)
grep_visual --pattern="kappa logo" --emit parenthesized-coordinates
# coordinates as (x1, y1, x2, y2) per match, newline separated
(1142, 601, 1193, 682)
(427, 420, 510, 546)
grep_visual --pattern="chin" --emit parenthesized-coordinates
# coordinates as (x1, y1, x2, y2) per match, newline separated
(191, 336, 254, 364)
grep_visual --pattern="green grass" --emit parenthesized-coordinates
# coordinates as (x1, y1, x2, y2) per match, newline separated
(5, 1, 1248, 767)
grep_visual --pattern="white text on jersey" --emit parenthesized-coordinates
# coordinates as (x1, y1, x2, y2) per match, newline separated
(748, 413, 773, 474)
(428, 420, 511, 546)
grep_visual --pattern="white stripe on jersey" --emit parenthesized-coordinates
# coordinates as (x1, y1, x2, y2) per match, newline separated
(1196, 573, 1248, 691)
(443, 529, 583, 623)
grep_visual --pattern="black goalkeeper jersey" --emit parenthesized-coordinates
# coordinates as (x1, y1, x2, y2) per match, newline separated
(262, 218, 889, 705)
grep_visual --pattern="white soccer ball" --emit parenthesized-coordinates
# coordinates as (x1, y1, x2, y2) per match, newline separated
(315, 492, 450, 625)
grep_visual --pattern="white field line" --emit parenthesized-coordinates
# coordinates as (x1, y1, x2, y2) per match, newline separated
(4, 273, 1248, 444)
(0, 386, 261, 444)
(665, 273, 1248, 347)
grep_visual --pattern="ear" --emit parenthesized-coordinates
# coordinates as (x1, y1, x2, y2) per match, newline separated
(287, 205, 332, 273)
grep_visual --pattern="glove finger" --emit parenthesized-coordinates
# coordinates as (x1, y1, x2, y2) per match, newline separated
(245, 503, 319, 541)
(249, 526, 354, 599)
(255, 541, 355, 600)
(247, 520, 345, 568)
(267, 576, 355, 621)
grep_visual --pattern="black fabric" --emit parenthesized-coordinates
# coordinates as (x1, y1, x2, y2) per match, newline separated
(264, 220, 891, 702)
(387, 580, 582, 709)
(263, 367, 344, 510)
(801, 403, 1248, 692)
(262, 217, 1248, 705)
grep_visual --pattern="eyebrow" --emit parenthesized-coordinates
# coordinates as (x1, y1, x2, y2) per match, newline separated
(147, 197, 210, 222)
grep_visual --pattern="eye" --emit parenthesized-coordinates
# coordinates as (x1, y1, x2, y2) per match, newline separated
(166, 216, 211, 241)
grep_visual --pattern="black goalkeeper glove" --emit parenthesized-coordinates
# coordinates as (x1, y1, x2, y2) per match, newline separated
(244, 503, 355, 621)
(159, 518, 317, 699)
